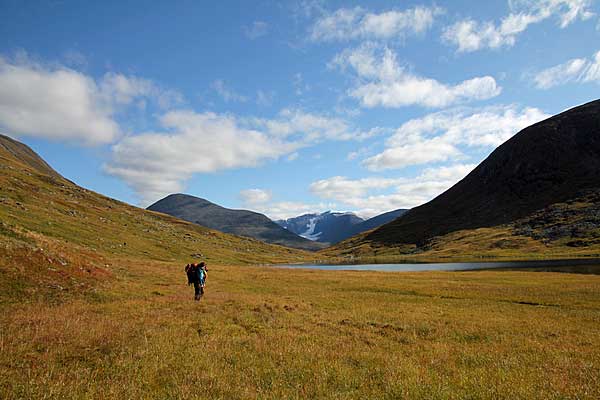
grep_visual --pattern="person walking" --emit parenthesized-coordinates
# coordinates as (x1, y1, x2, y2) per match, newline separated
(185, 262, 207, 301)
(197, 262, 207, 300)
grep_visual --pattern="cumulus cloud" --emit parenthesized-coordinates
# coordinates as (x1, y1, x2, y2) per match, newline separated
(100, 72, 183, 109)
(255, 201, 336, 221)
(363, 105, 549, 171)
(533, 50, 600, 88)
(105, 111, 299, 205)
(310, 5, 441, 42)
(0, 58, 118, 145)
(239, 188, 272, 205)
(253, 108, 382, 141)
(237, 188, 336, 220)
(243, 21, 269, 39)
(443, 0, 595, 52)
(310, 164, 477, 217)
(106, 109, 379, 205)
(331, 44, 501, 108)
(310, 176, 405, 199)
(0, 57, 182, 146)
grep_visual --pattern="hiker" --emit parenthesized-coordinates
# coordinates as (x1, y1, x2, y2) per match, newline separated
(185, 262, 207, 301)
(199, 262, 207, 296)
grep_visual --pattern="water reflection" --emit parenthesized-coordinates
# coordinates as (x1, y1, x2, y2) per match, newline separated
(271, 259, 600, 275)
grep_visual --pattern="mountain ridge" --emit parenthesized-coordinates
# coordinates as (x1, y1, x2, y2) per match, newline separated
(363, 99, 600, 247)
(0, 134, 64, 180)
(322, 99, 600, 260)
(148, 194, 325, 251)
(277, 208, 408, 244)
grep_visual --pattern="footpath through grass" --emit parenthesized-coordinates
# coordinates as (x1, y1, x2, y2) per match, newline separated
(1, 258, 599, 399)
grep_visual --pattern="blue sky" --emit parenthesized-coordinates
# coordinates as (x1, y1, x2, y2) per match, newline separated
(1, 0, 599, 219)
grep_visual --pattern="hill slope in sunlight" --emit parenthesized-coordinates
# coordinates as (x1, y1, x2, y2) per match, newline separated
(0, 134, 316, 302)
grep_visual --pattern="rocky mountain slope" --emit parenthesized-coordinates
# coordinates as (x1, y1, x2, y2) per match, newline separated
(148, 194, 325, 251)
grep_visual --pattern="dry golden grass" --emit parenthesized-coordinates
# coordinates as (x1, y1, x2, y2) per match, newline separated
(323, 225, 600, 264)
(1, 257, 599, 399)
(2, 138, 600, 398)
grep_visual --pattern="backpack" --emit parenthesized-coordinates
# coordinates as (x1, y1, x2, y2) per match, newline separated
(185, 264, 196, 285)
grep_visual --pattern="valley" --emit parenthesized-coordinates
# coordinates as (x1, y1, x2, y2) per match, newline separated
(1, 104, 600, 399)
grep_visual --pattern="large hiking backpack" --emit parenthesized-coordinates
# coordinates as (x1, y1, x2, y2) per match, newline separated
(185, 264, 196, 285)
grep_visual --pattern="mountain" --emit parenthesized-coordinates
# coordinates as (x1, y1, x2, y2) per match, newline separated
(277, 211, 364, 244)
(0, 134, 63, 180)
(0, 134, 314, 300)
(327, 99, 600, 257)
(147, 194, 325, 251)
(276, 209, 407, 245)
(349, 209, 408, 236)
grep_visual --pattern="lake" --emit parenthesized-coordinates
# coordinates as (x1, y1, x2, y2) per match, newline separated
(271, 259, 600, 274)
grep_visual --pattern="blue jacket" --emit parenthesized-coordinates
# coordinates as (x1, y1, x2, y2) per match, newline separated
(196, 268, 206, 285)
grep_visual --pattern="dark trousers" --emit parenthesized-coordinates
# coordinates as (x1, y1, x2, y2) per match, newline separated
(193, 282, 204, 300)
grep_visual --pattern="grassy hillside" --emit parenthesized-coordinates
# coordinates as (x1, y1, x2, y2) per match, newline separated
(0, 136, 318, 303)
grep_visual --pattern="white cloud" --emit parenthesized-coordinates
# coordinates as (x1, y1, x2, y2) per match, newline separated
(363, 105, 549, 171)
(363, 137, 462, 171)
(0, 57, 182, 146)
(255, 201, 336, 221)
(533, 50, 600, 88)
(238, 189, 336, 220)
(0, 58, 118, 145)
(310, 5, 441, 42)
(309, 164, 477, 217)
(211, 79, 248, 102)
(243, 21, 269, 39)
(347, 147, 370, 161)
(239, 189, 272, 205)
(331, 44, 501, 108)
(106, 108, 375, 205)
(100, 72, 183, 109)
(253, 108, 380, 141)
(310, 176, 405, 199)
(443, 0, 595, 52)
(105, 110, 299, 205)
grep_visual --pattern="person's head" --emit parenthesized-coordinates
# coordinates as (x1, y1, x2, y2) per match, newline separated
(199, 262, 205, 269)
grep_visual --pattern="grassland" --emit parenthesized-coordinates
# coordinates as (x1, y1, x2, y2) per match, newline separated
(1, 260, 599, 399)
(1, 138, 600, 398)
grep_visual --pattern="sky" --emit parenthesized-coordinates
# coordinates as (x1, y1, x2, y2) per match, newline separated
(1, 0, 599, 220)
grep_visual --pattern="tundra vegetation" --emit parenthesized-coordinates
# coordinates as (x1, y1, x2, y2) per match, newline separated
(1, 137, 599, 399)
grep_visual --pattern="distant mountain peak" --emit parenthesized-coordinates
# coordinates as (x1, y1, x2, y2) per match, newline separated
(148, 193, 325, 251)
(276, 209, 407, 244)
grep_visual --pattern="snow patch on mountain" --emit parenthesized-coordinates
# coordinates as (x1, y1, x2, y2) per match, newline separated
(300, 217, 322, 241)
